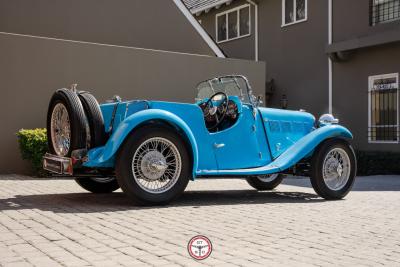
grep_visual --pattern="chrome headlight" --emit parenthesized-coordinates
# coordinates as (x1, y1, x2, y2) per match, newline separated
(319, 114, 339, 126)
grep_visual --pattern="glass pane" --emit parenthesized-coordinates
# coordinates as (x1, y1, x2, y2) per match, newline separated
(296, 0, 306, 20)
(285, 0, 294, 24)
(239, 7, 250, 36)
(228, 11, 238, 39)
(217, 15, 227, 42)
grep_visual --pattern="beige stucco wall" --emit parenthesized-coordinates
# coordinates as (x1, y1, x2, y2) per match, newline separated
(0, 33, 266, 174)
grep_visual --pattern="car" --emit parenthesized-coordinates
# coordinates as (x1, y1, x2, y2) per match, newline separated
(43, 75, 356, 205)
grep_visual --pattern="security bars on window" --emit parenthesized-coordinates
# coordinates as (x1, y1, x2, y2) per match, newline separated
(370, 0, 400, 25)
(368, 74, 399, 143)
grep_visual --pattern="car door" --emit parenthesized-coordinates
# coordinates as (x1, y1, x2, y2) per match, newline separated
(211, 104, 271, 170)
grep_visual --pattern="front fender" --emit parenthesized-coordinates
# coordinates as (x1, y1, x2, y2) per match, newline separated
(84, 109, 199, 177)
(272, 124, 353, 171)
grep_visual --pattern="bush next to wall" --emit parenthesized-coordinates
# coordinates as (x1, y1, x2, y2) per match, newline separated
(356, 150, 400, 176)
(16, 129, 48, 177)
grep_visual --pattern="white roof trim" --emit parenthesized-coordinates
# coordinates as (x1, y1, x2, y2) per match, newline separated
(191, 0, 232, 15)
(174, 0, 225, 58)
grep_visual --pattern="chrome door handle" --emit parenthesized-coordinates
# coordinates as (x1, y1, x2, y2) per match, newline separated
(214, 143, 225, 149)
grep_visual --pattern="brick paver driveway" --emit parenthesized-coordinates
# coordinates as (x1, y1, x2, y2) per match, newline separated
(0, 175, 399, 267)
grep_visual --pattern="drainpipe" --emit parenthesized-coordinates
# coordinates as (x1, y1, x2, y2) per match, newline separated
(328, 0, 333, 114)
(246, 0, 258, 61)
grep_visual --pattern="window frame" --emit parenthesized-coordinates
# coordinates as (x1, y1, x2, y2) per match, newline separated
(281, 0, 308, 27)
(370, 0, 400, 26)
(215, 4, 251, 44)
(368, 73, 400, 144)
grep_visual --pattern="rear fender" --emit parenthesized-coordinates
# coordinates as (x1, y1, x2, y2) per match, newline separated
(83, 109, 199, 178)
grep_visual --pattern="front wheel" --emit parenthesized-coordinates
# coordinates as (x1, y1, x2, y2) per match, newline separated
(116, 126, 190, 205)
(246, 174, 284, 191)
(75, 177, 120, 193)
(310, 139, 356, 200)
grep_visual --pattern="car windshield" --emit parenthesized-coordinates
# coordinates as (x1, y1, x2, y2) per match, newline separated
(196, 76, 250, 103)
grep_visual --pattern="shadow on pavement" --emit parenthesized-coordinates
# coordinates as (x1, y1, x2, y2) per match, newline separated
(0, 189, 323, 213)
(283, 175, 400, 191)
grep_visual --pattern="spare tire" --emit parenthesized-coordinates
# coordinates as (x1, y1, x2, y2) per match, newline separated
(47, 89, 87, 157)
(78, 92, 107, 148)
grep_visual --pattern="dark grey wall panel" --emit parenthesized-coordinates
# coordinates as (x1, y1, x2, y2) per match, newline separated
(0, 0, 214, 55)
(333, 42, 400, 152)
(197, 0, 330, 116)
(333, 0, 400, 43)
(0, 33, 265, 174)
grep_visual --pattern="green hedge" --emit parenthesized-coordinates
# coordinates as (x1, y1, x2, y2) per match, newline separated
(16, 128, 48, 177)
(356, 150, 400, 176)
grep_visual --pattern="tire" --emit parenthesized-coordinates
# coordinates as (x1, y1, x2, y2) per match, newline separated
(310, 139, 356, 200)
(246, 174, 284, 190)
(47, 89, 87, 157)
(78, 92, 107, 148)
(75, 177, 120, 193)
(116, 126, 191, 205)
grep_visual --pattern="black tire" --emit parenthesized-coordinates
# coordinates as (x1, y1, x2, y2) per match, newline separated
(75, 177, 120, 193)
(78, 92, 108, 148)
(310, 139, 356, 200)
(246, 174, 284, 190)
(116, 126, 191, 205)
(47, 89, 87, 157)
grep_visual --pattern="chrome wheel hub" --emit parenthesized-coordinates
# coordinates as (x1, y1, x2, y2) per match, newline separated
(322, 148, 351, 191)
(132, 137, 181, 194)
(140, 150, 168, 180)
(50, 103, 71, 156)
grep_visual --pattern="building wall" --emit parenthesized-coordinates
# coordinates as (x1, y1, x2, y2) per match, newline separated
(199, 1, 256, 60)
(0, 32, 265, 174)
(332, 0, 400, 152)
(333, 0, 400, 42)
(0, 0, 214, 56)
(197, 0, 330, 116)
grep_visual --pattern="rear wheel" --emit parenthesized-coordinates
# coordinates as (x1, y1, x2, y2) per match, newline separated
(310, 139, 356, 200)
(246, 174, 284, 190)
(116, 126, 191, 205)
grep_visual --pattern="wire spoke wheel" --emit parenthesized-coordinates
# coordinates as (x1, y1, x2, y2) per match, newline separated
(132, 137, 182, 194)
(322, 147, 351, 191)
(50, 103, 71, 156)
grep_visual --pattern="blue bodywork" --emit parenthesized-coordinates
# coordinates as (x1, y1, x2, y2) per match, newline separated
(83, 96, 353, 179)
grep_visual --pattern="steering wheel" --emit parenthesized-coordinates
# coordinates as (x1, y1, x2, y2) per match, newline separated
(203, 92, 229, 130)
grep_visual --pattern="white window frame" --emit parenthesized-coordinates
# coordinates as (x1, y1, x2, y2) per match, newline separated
(215, 4, 251, 44)
(368, 73, 400, 144)
(281, 0, 308, 27)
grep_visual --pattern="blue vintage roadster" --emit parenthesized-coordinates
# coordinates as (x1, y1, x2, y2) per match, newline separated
(44, 75, 356, 205)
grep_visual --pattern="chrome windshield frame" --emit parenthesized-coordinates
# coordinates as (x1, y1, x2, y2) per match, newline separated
(195, 75, 256, 106)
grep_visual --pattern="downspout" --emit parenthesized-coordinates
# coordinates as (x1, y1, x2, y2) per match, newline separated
(246, 0, 259, 61)
(328, 0, 333, 114)
(173, 0, 226, 58)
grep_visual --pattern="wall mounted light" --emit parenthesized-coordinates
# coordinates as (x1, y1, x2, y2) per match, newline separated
(280, 94, 288, 109)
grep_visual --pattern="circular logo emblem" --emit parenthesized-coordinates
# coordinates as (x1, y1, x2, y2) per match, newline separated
(187, 235, 212, 260)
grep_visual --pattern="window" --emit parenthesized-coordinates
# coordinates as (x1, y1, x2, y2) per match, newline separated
(370, 0, 400, 26)
(368, 73, 399, 143)
(282, 0, 307, 26)
(216, 5, 250, 43)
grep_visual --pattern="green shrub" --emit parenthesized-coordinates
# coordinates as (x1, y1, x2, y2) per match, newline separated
(16, 128, 48, 177)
